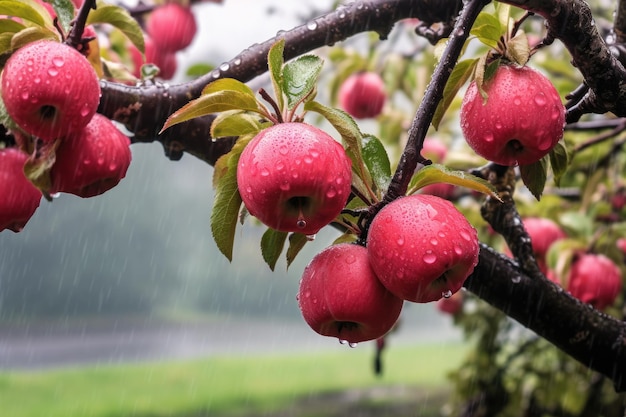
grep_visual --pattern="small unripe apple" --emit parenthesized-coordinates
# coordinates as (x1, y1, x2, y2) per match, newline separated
(237, 123, 352, 235)
(0, 148, 42, 232)
(1, 40, 101, 141)
(367, 194, 479, 303)
(338, 72, 386, 119)
(460, 64, 565, 166)
(50, 114, 132, 198)
(567, 253, 622, 311)
(146, 3, 197, 53)
(298, 243, 404, 344)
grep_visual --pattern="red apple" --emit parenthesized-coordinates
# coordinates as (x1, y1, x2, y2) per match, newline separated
(460, 64, 565, 166)
(367, 194, 480, 303)
(50, 114, 132, 198)
(237, 122, 352, 235)
(146, 3, 197, 53)
(338, 72, 386, 119)
(1, 40, 101, 141)
(0, 148, 42, 232)
(297, 243, 404, 344)
(130, 36, 178, 80)
(523, 217, 567, 258)
(421, 138, 447, 163)
(567, 253, 622, 311)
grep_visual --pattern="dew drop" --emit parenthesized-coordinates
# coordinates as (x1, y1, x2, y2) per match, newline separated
(307, 21, 318, 30)
(454, 246, 463, 255)
(511, 275, 522, 284)
(513, 97, 522, 105)
(348, 342, 358, 348)
(275, 161, 285, 171)
(34, 77, 41, 84)
(306, 234, 316, 241)
(423, 252, 437, 264)
(52, 56, 64, 67)
(47, 67, 58, 77)
(339, 339, 348, 345)
(460, 230, 472, 241)
(483, 132, 494, 143)
(20, 91, 29, 100)
(326, 188, 337, 198)
(219, 63, 230, 72)
(279, 145, 288, 155)
(233, 58, 242, 66)
(297, 218, 307, 229)
(279, 181, 290, 191)
(80, 107, 91, 117)
(260, 168, 270, 177)
(442, 290, 453, 299)
(396, 237, 405, 246)
(534, 94, 547, 106)
(345, 254, 356, 264)
(109, 162, 117, 171)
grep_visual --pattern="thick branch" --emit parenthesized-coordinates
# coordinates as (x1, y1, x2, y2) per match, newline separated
(465, 245, 626, 392)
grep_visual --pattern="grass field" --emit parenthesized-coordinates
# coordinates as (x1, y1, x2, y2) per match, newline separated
(0, 342, 466, 417)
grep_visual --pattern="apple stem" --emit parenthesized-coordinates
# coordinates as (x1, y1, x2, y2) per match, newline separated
(258, 88, 284, 123)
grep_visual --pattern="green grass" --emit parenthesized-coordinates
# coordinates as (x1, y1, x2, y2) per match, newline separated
(0, 342, 466, 417)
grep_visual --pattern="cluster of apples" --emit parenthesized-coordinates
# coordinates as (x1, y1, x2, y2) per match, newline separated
(133, 2, 198, 80)
(0, 40, 131, 232)
(512, 217, 623, 311)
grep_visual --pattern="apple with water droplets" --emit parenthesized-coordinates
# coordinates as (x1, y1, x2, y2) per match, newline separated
(0, 148, 42, 232)
(237, 122, 352, 235)
(1, 40, 101, 141)
(367, 194, 479, 303)
(338, 72, 386, 119)
(50, 114, 132, 198)
(567, 253, 622, 311)
(298, 243, 404, 344)
(460, 64, 565, 166)
(146, 3, 197, 53)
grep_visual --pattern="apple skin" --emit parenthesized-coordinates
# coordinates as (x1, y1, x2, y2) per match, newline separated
(338, 72, 386, 119)
(146, 3, 197, 53)
(1, 40, 101, 142)
(237, 123, 352, 235)
(421, 138, 448, 163)
(567, 253, 622, 311)
(0, 148, 42, 233)
(367, 194, 479, 303)
(50, 114, 132, 198)
(460, 64, 565, 166)
(523, 217, 567, 258)
(297, 243, 404, 344)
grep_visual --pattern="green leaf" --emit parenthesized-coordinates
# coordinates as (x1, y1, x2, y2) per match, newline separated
(186, 63, 214, 77)
(282, 54, 323, 110)
(267, 39, 285, 111)
(361, 134, 391, 195)
(162, 90, 262, 132)
(0, 1, 48, 27)
(471, 11, 503, 50)
(286, 232, 309, 269)
(548, 141, 569, 186)
(87, 3, 144, 54)
(407, 164, 501, 200)
(45, 0, 74, 35)
(10, 26, 58, 51)
(202, 77, 256, 97)
(210, 110, 265, 139)
(261, 228, 288, 271)
(519, 157, 548, 201)
(210, 135, 253, 261)
(0, 18, 26, 37)
(433, 58, 478, 129)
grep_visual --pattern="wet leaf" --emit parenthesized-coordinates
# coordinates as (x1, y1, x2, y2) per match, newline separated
(471, 12, 502, 50)
(361, 134, 391, 195)
(548, 141, 569, 186)
(210, 110, 265, 139)
(282, 54, 323, 110)
(268, 38, 285, 111)
(46, 0, 74, 35)
(202, 77, 255, 97)
(286, 232, 308, 269)
(505, 31, 530, 66)
(261, 228, 288, 271)
(210, 135, 253, 261)
(87, 3, 144, 54)
(0, 1, 49, 28)
(161, 90, 261, 132)
(519, 157, 548, 200)
(433, 58, 478, 129)
(9, 26, 59, 52)
(407, 163, 501, 200)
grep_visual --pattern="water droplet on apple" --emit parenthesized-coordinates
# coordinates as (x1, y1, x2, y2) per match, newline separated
(396, 237, 405, 246)
(534, 93, 547, 106)
(345, 254, 356, 264)
(460, 230, 472, 241)
(47, 67, 58, 77)
(80, 107, 91, 117)
(34, 77, 41, 84)
(423, 252, 437, 264)
(338, 339, 348, 345)
(304, 156, 313, 164)
(280, 181, 290, 191)
(513, 97, 522, 105)
(454, 246, 463, 255)
(442, 290, 453, 298)
(430, 238, 438, 246)
(52, 56, 64, 67)
(275, 161, 285, 171)
(348, 342, 358, 348)
(20, 91, 29, 100)
(260, 168, 270, 176)
(484, 132, 494, 143)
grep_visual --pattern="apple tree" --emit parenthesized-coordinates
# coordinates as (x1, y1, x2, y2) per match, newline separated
(2, 0, 626, 414)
